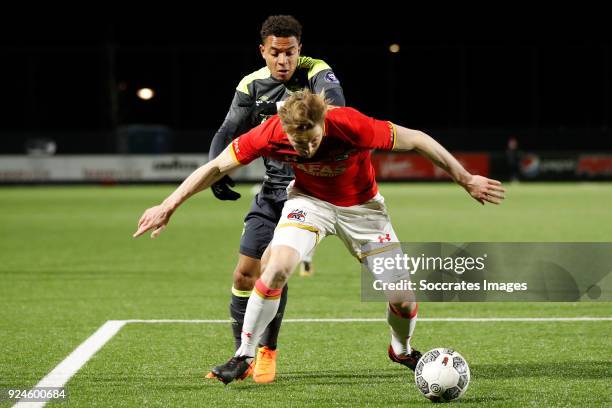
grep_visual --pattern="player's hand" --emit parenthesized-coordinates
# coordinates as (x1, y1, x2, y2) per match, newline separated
(211, 175, 241, 201)
(250, 100, 277, 126)
(133, 204, 174, 238)
(463, 175, 505, 205)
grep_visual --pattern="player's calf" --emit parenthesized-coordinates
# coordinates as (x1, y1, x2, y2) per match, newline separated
(386, 302, 420, 370)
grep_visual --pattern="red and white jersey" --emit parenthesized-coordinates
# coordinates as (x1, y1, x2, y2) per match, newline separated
(230, 107, 396, 206)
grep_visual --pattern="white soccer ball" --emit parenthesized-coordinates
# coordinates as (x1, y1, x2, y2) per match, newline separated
(414, 348, 470, 402)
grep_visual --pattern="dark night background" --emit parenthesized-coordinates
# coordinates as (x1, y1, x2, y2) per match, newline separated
(1, 9, 610, 154)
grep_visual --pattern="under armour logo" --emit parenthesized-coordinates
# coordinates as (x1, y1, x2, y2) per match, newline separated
(242, 331, 253, 338)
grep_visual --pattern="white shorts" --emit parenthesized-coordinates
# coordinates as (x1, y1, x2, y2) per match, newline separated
(270, 182, 399, 261)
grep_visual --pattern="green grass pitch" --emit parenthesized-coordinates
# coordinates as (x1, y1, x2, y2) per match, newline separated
(1, 183, 611, 407)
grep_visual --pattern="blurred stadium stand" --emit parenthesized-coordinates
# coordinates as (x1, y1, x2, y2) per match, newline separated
(1, 20, 611, 182)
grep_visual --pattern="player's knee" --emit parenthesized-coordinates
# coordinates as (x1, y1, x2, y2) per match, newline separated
(262, 263, 292, 288)
(260, 256, 269, 273)
(233, 266, 258, 290)
(390, 301, 417, 317)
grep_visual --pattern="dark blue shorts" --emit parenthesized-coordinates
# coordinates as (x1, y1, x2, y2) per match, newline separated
(239, 187, 287, 259)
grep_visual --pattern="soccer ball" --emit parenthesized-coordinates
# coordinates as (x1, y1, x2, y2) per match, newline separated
(414, 348, 470, 402)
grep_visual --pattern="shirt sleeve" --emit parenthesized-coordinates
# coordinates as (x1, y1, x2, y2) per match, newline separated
(208, 90, 254, 160)
(230, 120, 273, 165)
(310, 69, 345, 106)
(335, 108, 396, 150)
(301, 56, 346, 107)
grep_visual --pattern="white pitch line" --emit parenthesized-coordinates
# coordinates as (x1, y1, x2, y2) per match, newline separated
(13, 316, 612, 407)
(12, 320, 126, 408)
(123, 318, 384, 323)
(423, 317, 612, 322)
(125, 317, 612, 323)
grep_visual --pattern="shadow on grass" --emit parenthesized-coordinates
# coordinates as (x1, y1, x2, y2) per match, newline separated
(224, 360, 611, 392)
(80, 361, 610, 397)
(275, 361, 612, 381)
(472, 361, 611, 379)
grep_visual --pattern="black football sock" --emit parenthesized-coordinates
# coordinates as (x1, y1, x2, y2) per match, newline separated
(229, 288, 251, 351)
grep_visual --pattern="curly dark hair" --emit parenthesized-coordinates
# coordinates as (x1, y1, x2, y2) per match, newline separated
(260, 15, 302, 43)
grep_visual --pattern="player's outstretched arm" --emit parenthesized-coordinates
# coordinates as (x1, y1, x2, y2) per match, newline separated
(133, 145, 243, 238)
(393, 125, 505, 205)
